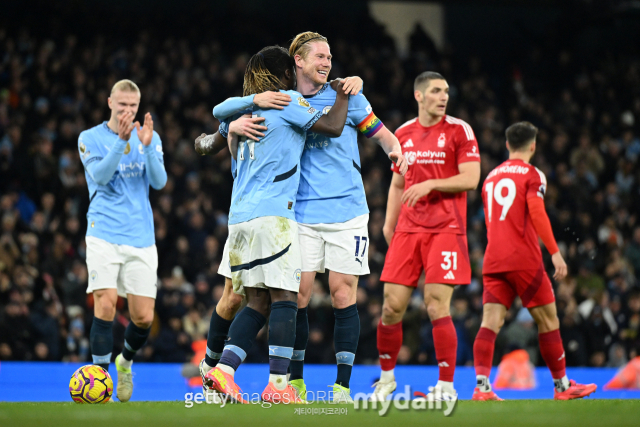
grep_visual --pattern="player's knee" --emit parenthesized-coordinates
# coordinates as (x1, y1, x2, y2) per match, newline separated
(382, 301, 403, 323)
(131, 311, 154, 329)
(481, 314, 504, 333)
(225, 291, 244, 313)
(425, 299, 449, 321)
(330, 284, 354, 309)
(94, 297, 116, 320)
(535, 314, 559, 333)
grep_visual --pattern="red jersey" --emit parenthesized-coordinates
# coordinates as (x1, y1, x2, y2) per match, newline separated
(482, 159, 547, 273)
(391, 115, 480, 234)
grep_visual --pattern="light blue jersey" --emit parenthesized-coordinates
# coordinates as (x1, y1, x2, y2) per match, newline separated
(228, 90, 322, 225)
(213, 83, 384, 224)
(218, 110, 252, 179)
(78, 122, 167, 247)
(297, 83, 382, 224)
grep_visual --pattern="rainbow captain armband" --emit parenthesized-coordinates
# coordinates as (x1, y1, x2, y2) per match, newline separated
(357, 112, 383, 138)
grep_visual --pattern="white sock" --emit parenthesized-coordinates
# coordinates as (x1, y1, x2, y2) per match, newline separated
(554, 375, 570, 392)
(476, 375, 491, 392)
(117, 354, 133, 370)
(436, 380, 456, 394)
(380, 369, 395, 383)
(269, 374, 288, 390)
(202, 360, 214, 372)
(218, 364, 235, 377)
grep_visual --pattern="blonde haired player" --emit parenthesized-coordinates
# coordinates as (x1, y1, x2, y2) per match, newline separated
(79, 79, 167, 402)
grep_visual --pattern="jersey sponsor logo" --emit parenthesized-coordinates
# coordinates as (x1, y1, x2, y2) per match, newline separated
(403, 139, 414, 148)
(297, 97, 311, 108)
(119, 162, 146, 178)
(404, 149, 447, 165)
(322, 106, 332, 114)
(466, 146, 480, 158)
(124, 142, 131, 155)
(487, 164, 530, 178)
(438, 133, 446, 147)
(444, 270, 455, 280)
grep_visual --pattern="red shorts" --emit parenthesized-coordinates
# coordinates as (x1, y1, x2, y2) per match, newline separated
(483, 264, 555, 309)
(380, 232, 471, 287)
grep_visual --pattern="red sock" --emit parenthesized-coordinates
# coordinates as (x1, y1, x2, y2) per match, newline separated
(539, 329, 566, 379)
(432, 316, 457, 382)
(473, 327, 497, 377)
(377, 319, 402, 371)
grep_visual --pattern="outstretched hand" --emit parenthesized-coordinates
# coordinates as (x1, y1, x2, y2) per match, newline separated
(136, 113, 154, 146)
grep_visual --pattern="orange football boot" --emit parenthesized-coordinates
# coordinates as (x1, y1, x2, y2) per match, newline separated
(471, 387, 504, 401)
(261, 382, 305, 404)
(554, 380, 597, 400)
(205, 367, 247, 404)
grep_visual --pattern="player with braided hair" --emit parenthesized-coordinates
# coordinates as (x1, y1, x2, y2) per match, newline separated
(203, 45, 352, 404)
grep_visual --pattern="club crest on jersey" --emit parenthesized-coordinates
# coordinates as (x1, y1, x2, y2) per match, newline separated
(297, 97, 310, 108)
(294, 269, 301, 283)
(138, 144, 144, 154)
(322, 106, 331, 115)
(406, 151, 417, 165)
(124, 142, 131, 155)
(438, 133, 446, 147)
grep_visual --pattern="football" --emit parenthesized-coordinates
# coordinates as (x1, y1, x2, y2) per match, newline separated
(69, 365, 114, 404)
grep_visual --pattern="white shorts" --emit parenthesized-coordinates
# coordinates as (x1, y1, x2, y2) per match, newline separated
(218, 239, 232, 279)
(85, 236, 158, 299)
(298, 214, 370, 276)
(221, 216, 302, 296)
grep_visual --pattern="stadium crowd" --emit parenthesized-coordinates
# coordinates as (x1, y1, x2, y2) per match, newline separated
(1, 7, 639, 373)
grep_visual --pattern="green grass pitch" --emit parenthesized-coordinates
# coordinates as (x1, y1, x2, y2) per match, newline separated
(1, 400, 639, 427)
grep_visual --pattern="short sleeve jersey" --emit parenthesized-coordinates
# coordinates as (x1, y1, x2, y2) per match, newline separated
(391, 115, 480, 234)
(229, 90, 322, 225)
(482, 159, 548, 273)
(295, 83, 383, 224)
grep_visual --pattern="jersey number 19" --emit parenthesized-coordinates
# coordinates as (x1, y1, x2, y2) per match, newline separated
(485, 178, 516, 222)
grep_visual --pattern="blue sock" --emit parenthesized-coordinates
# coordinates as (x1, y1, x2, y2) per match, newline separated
(218, 307, 266, 371)
(289, 307, 308, 381)
(268, 301, 297, 375)
(205, 310, 233, 367)
(121, 322, 150, 361)
(90, 317, 113, 371)
(334, 304, 359, 388)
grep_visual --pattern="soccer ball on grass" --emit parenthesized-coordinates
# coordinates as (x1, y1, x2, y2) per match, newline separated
(69, 364, 113, 403)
